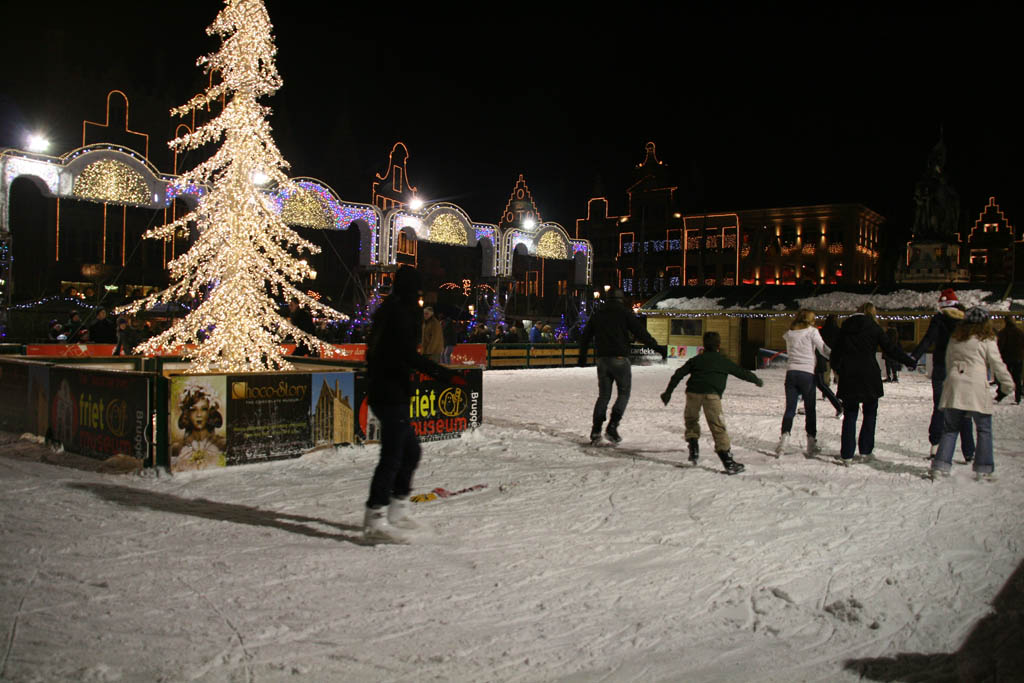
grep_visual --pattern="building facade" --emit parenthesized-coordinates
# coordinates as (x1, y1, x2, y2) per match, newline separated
(963, 197, 1019, 282)
(575, 143, 884, 296)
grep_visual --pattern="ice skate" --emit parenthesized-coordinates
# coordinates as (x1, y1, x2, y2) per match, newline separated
(928, 444, 938, 459)
(605, 412, 623, 444)
(590, 421, 603, 445)
(717, 450, 744, 475)
(605, 423, 622, 444)
(687, 438, 699, 465)
(388, 497, 425, 530)
(975, 472, 996, 482)
(363, 506, 410, 544)
(805, 435, 821, 458)
(927, 468, 950, 481)
(774, 432, 790, 457)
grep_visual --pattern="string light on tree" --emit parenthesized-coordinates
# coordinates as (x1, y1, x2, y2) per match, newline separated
(118, 0, 342, 372)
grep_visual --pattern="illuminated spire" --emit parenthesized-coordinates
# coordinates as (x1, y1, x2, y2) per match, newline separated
(119, 0, 341, 372)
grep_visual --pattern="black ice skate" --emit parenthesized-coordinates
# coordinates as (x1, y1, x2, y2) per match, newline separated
(717, 450, 744, 475)
(687, 438, 699, 464)
(605, 411, 623, 444)
(605, 423, 622, 444)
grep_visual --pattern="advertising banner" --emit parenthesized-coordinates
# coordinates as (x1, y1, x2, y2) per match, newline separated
(0, 360, 30, 433)
(280, 344, 366, 362)
(25, 343, 369, 361)
(629, 345, 668, 366)
(310, 371, 357, 446)
(450, 343, 487, 367)
(169, 375, 229, 472)
(49, 367, 150, 461)
(667, 345, 700, 362)
(225, 373, 312, 465)
(356, 368, 482, 443)
(26, 344, 117, 357)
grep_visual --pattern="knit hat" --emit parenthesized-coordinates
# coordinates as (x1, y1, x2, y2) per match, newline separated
(391, 265, 422, 303)
(964, 306, 990, 324)
(938, 289, 958, 308)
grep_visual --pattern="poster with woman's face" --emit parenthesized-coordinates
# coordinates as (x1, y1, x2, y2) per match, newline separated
(169, 376, 228, 472)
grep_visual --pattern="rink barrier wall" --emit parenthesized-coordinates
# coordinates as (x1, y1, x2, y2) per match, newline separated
(0, 356, 482, 473)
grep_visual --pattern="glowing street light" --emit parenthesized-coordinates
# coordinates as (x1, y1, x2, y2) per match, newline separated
(26, 133, 50, 153)
(408, 196, 424, 211)
(522, 217, 536, 230)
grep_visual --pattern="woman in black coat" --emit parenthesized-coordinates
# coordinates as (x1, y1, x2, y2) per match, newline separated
(830, 303, 916, 463)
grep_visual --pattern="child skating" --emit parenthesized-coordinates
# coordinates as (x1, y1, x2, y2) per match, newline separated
(660, 331, 764, 474)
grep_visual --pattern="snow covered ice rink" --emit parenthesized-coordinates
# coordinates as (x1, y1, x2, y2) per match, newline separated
(2, 364, 1023, 681)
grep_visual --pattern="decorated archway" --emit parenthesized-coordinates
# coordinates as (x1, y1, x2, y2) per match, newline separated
(270, 177, 380, 267)
(499, 221, 592, 285)
(382, 202, 499, 277)
(0, 145, 198, 315)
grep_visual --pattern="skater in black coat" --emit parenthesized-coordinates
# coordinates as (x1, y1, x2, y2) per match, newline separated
(577, 288, 666, 444)
(831, 302, 916, 463)
(364, 266, 461, 542)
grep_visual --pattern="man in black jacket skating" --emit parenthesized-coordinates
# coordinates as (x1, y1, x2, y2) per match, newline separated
(577, 289, 666, 444)
(364, 266, 461, 542)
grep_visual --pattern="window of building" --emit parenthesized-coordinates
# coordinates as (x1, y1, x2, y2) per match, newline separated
(890, 321, 916, 342)
(671, 319, 703, 336)
(526, 270, 539, 296)
(827, 227, 844, 245)
(780, 225, 797, 247)
(970, 250, 988, 265)
(397, 231, 416, 256)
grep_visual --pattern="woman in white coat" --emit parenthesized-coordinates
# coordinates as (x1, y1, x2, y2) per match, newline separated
(776, 309, 830, 456)
(931, 306, 1014, 479)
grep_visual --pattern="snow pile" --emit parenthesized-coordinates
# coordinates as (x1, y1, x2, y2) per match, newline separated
(1, 366, 1023, 681)
(655, 296, 726, 310)
(796, 288, 995, 311)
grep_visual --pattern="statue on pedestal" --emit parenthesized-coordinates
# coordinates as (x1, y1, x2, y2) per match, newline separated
(912, 135, 961, 241)
(898, 132, 969, 283)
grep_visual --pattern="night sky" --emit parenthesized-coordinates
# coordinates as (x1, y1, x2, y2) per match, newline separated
(3, 5, 1020, 247)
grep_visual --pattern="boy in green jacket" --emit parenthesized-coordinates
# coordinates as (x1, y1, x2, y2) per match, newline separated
(661, 331, 764, 474)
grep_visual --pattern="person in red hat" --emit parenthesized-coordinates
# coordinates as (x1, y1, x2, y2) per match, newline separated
(910, 288, 974, 459)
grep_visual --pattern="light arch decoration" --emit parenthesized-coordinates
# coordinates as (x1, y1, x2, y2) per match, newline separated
(381, 202, 499, 277)
(499, 221, 592, 285)
(0, 144, 181, 317)
(72, 158, 150, 204)
(270, 177, 380, 267)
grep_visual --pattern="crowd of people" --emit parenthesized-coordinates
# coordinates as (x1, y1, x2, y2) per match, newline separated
(771, 289, 1022, 480)
(34, 275, 1024, 543)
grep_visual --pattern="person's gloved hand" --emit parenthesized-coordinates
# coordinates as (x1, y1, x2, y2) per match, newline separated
(660, 391, 671, 406)
(995, 387, 1008, 402)
(906, 360, 918, 371)
(755, 377, 765, 388)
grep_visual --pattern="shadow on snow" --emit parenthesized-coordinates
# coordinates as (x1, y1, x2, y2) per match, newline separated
(67, 482, 371, 545)
(844, 557, 1024, 681)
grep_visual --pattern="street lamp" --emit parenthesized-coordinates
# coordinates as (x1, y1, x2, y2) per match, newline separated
(26, 133, 50, 153)
(408, 196, 424, 211)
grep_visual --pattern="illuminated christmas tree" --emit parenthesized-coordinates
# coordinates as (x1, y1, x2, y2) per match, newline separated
(119, 0, 340, 372)
(485, 294, 504, 330)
